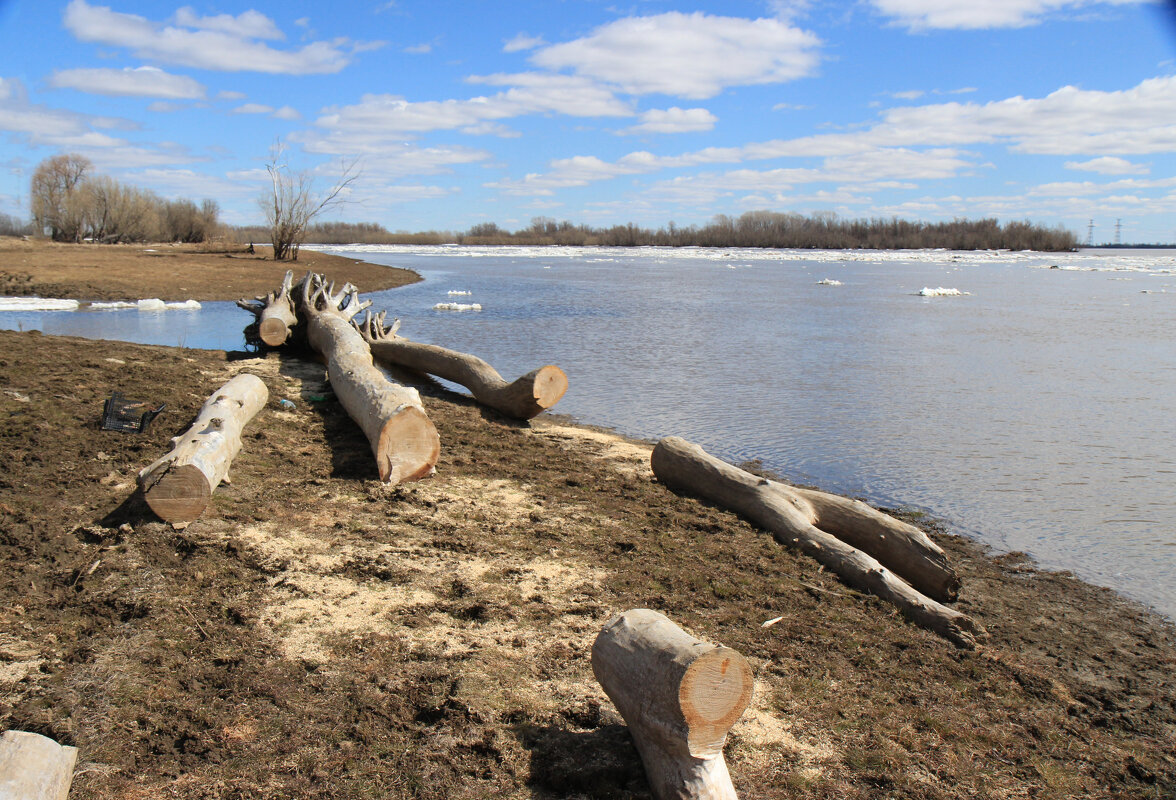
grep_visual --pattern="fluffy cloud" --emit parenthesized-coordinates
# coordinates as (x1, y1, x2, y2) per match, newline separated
(871, 0, 1149, 30)
(621, 107, 718, 135)
(1064, 156, 1150, 174)
(530, 12, 820, 99)
(48, 66, 205, 99)
(63, 0, 362, 74)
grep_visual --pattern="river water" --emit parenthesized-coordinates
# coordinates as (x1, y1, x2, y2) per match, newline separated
(3, 245, 1174, 619)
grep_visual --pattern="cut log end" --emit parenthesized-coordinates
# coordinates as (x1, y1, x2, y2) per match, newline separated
(258, 317, 291, 347)
(531, 365, 569, 410)
(142, 464, 212, 523)
(680, 647, 755, 758)
(376, 405, 441, 484)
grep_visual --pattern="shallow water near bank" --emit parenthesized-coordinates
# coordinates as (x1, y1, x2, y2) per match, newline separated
(4, 244, 1175, 619)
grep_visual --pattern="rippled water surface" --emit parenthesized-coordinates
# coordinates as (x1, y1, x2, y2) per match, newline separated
(5, 245, 1175, 618)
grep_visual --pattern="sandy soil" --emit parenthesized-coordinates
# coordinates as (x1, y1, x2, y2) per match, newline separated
(0, 240, 1173, 798)
(0, 238, 418, 302)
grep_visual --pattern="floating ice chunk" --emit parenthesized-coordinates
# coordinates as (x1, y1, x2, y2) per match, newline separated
(0, 297, 80, 311)
(89, 298, 202, 310)
(433, 302, 482, 311)
(447, 290, 472, 296)
(817, 278, 843, 286)
(917, 287, 967, 297)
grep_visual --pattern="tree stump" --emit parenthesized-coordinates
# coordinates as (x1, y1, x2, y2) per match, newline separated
(138, 373, 268, 523)
(236, 269, 300, 347)
(592, 609, 754, 800)
(0, 730, 78, 800)
(651, 436, 985, 649)
(359, 310, 567, 420)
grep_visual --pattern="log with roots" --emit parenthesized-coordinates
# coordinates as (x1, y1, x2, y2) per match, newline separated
(651, 437, 985, 649)
(592, 609, 754, 800)
(358, 310, 568, 420)
(0, 730, 78, 800)
(302, 275, 440, 484)
(236, 269, 300, 347)
(138, 373, 268, 523)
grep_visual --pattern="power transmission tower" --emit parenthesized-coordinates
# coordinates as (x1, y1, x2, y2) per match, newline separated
(1114, 219, 1121, 246)
(1087, 219, 1094, 246)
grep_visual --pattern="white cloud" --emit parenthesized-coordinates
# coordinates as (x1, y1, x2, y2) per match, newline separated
(404, 43, 432, 54)
(312, 75, 632, 141)
(48, 66, 205, 99)
(1064, 156, 1149, 174)
(273, 106, 301, 120)
(504, 33, 545, 52)
(63, 0, 361, 74)
(217, 90, 247, 101)
(172, 6, 283, 40)
(620, 107, 718, 135)
(232, 103, 274, 114)
(0, 77, 130, 146)
(530, 12, 821, 99)
(889, 89, 925, 100)
(871, 0, 1150, 30)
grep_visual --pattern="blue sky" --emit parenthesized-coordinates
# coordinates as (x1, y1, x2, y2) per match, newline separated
(1, 0, 1174, 241)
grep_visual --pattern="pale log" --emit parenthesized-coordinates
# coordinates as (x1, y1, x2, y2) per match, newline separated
(236, 269, 300, 346)
(650, 437, 985, 649)
(138, 373, 268, 522)
(592, 609, 754, 800)
(359, 310, 567, 420)
(302, 276, 439, 484)
(0, 730, 78, 800)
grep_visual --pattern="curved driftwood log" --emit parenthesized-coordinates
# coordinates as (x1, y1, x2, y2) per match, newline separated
(236, 269, 300, 347)
(358, 310, 568, 420)
(651, 437, 985, 649)
(0, 729, 78, 800)
(302, 275, 439, 484)
(138, 373, 268, 523)
(592, 609, 754, 800)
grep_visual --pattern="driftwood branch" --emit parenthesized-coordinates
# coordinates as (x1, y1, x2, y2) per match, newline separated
(651, 436, 985, 649)
(592, 609, 754, 800)
(236, 269, 300, 347)
(301, 274, 438, 484)
(359, 310, 568, 420)
(138, 373, 268, 523)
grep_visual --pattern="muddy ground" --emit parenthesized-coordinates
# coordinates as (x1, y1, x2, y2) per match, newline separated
(1, 240, 1174, 799)
(0, 238, 418, 302)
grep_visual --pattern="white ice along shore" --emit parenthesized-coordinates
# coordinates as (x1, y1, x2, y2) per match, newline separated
(0, 297, 80, 311)
(447, 290, 472, 296)
(89, 299, 202, 311)
(817, 278, 843, 286)
(917, 287, 968, 297)
(433, 302, 482, 311)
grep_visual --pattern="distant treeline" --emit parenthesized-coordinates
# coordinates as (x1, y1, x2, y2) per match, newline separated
(230, 212, 1079, 252)
(28, 154, 221, 244)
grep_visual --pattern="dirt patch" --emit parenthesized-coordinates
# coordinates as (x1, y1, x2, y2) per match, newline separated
(0, 329, 1174, 799)
(0, 237, 418, 302)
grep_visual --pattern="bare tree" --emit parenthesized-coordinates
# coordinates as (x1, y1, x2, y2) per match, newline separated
(259, 143, 359, 261)
(30, 153, 92, 241)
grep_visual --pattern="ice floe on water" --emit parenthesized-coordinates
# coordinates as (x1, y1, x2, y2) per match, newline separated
(433, 302, 481, 311)
(917, 287, 968, 297)
(0, 297, 80, 311)
(89, 299, 202, 310)
(447, 290, 472, 296)
(816, 278, 843, 286)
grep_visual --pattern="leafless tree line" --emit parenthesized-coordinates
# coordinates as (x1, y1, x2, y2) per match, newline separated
(27, 154, 220, 244)
(230, 212, 1078, 252)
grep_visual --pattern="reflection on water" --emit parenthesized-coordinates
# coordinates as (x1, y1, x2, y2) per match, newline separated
(3, 245, 1174, 619)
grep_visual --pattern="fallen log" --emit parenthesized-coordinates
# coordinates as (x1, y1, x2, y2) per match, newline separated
(138, 373, 268, 523)
(236, 269, 300, 347)
(650, 436, 985, 649)
(302, 275, 439, 484)
(592, 609, 754, 800)
(358, 310, 567, 420)
(0, 730, 78, 800)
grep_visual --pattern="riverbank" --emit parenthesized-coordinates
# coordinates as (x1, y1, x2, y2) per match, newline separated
(0, 241, 1173, 798)
(0, 238, 420, 302)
